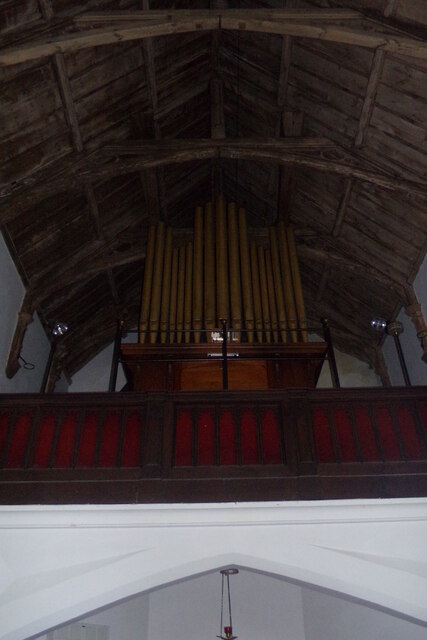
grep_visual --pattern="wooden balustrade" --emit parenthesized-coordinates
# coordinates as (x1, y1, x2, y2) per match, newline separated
(0, 387, 426, 504)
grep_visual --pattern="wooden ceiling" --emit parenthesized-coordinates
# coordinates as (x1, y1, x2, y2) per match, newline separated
(1, 0, 426, 381)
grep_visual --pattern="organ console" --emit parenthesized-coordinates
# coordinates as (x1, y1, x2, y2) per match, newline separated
(121, 196, 327, 390)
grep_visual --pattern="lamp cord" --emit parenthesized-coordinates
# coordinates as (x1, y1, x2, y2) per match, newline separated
(227, 573, 233, 630)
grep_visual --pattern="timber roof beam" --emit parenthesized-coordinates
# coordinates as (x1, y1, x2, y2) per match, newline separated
(2, 9, 427, 67)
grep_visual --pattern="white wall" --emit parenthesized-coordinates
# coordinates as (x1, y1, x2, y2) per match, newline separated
(0, 232, 51, 393)
(383, 254, 427, 386)
(36, 565, 427, 640)
(316, 346, 381, 388)
(302, 586, 427, 640)
(68, 332, 137, 392)
(1, 500, 427, 640)
(147, 570, 305, 640)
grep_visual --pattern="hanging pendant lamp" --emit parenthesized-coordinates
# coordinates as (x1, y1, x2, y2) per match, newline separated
(217, 568, 239, 640)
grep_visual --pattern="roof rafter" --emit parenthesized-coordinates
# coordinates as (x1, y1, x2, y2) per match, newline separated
(2, 138, 426, 217)
(2, 8, 427, 66)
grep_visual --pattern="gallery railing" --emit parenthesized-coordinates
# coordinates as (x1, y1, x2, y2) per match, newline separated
(0, 387, 426, 504)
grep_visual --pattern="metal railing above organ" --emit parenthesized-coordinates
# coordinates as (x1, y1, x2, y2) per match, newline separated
(139, 196, 308, 346)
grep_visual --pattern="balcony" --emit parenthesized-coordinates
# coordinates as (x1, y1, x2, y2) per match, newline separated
(1, 387, 426, 504)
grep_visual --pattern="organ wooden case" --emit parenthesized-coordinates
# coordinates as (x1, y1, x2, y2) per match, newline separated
(121, 197, 327, 391)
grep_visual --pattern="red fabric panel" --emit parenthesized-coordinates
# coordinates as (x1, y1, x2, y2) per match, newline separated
(175, 410, 193, 466)
(33, 413, 55, 468)
(121, 412, 142, 467)
(219, 410, 236, 465)
(76, 412, 98, 467)
(398, 406, 422, 460)
(98, 412, 120, 467)
(312, 409, 334, 463)
(375, 407, 401, 460)
(334, 408, 357, 462)
(55, 413, 77, 467)
(5, 414, 30, 468)
(0, 413, 8, 463)
(262, 409, 282, 464)
(197, 410, 214, 465)
(240, 409, 259, 465)
(354, 408, 379, 461)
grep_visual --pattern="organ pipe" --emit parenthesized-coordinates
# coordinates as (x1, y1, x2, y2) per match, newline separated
(176, 245, 186, 344)
(204, 202, 215, 332)
(169, 247, 179, 344)
(149, 222, 165, 344)
(277, 221, 298, 343)
(160, 228, 172, 344)
(250, 241, 264, 344)
(238, 208, 254, 343)
(258, 246, 272, 344)
(139, 224, 156, 343)
(228, 202, 242, 336)
(269, 226, 288, 343)
(286, 227, 308, 342)
(184, 242, 193, 344)
(193, 206, 203, 343)
(216, 195, 229, 323)
(139, 198, 308, 346)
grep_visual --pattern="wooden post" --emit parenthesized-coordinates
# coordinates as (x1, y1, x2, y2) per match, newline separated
(5, 294, 34, 379)
(149, 222, 165, 344)
(109, 319, 124, 392)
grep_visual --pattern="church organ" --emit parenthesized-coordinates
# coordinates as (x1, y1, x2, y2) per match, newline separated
(121, 196, 326, 390)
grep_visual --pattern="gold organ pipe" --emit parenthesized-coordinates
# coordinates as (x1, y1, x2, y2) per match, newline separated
(149, 222, 165, 344)
(277, 221, 298, 343)
(269, 226, 288, 343)
(287, 226, 308, 342)
(204, 202, 215, 332)
(193, 206, 203, 343)
(228, 202, 242, 336)
(159, 228, 172, 344)
(258, 246, 271, 343)
(250, 242, 264, 344)
(216, 195, 229, 325)
(184, 241, 193, 344)
(169, 247, 179, 344)
(265, 249, 279, 343)
(139, 224, 156, 343)
(176, 245, 186, 344)
(238, 208, 254, 342)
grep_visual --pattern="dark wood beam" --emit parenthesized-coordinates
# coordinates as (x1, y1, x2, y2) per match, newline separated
(138, 0, 166, 223)
(2, 138, 427, 217)
(355, 49, 386, 148)
(278, 110, 303, 223)
(2, 9, 427, 66)
(5, 293, 35, 379)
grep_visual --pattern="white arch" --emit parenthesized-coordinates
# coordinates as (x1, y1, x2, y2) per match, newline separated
(1, 499, 427, 640)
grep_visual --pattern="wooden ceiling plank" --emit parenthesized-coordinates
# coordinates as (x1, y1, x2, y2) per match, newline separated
(2, 10, 427, 67)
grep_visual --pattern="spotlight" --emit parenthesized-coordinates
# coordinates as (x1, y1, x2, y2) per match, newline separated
(52, 322, 68, 337)
(370, 317, 387, 332)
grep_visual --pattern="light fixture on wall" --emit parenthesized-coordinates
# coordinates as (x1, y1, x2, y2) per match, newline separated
(371, 317, 411, 386)
(217, 568, 239, 640)
(40, 321, 69, 393)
